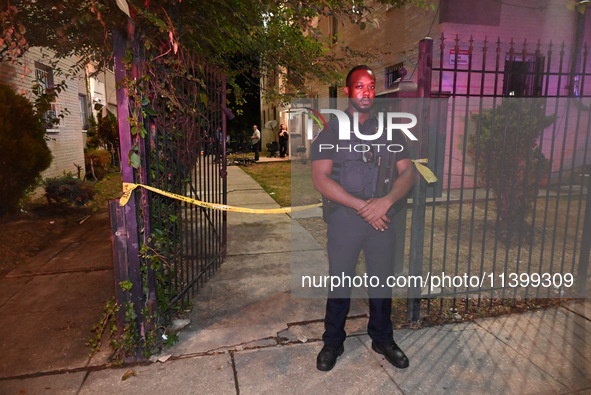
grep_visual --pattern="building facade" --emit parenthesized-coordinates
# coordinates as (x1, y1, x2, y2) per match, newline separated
(0, 47, 117, 180)
(268, 0, 591, 188)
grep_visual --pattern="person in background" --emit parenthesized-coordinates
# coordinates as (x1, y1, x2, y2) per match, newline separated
(251, 124, 261, 161)
(278, 123, 289, 158)
(213, 126, 223, 163)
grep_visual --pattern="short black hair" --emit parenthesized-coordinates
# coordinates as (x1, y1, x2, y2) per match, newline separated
(345, 65, 374, 87)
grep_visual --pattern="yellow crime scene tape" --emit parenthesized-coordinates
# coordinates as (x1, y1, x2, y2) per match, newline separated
(412, 159, 438, 184)
(119, 182, 322, 213)
(119, 159, 436, 213)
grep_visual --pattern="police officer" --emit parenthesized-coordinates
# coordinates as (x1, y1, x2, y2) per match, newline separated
(311, 65, 414, 371)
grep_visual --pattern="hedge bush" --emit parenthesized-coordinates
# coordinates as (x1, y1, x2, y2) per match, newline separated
(44, 173, 96, 207)
(468, 98, 554, 237)
(0, 84, 52, 216)
(86, 110, 119, 150)
(85, 148, 112, 180)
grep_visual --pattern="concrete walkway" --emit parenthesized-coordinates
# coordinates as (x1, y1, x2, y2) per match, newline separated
(0, 165, 590, 394)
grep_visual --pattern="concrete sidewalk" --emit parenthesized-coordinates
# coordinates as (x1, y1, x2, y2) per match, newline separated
(0, 165, 590, 394)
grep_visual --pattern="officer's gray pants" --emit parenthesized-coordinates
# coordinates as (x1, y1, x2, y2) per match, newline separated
(323, 206, 396, 346)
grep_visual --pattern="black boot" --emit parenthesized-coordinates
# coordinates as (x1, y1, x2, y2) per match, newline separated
(371, 341, 409, 369)
(316, 344, 344, 371)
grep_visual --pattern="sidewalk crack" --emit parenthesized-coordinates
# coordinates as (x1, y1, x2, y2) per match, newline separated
(230, 351, 240, 395)
(205, 336, 279, 354)
(560, 302, 591, 322)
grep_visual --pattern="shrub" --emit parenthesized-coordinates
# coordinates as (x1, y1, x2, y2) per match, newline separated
(96, 111, 119, 149)
(468, 98, 554, 237)
(44, 174, 96, 206)
(87, 111, 119, 165)
(85, 148, 112, 180)
(0, 84, 52, 216)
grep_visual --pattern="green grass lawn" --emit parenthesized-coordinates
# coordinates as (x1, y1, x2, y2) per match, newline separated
(91, 171, 123, 210)
(240, 161, 321, 208)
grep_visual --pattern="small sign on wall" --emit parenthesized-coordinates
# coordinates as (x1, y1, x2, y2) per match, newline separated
(449, 49, 470, 65)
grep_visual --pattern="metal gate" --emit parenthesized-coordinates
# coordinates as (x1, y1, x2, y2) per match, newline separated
(408, 35, 591, 318)
(110, 26, 228, 351)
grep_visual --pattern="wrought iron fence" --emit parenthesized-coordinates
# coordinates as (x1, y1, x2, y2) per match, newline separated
(139, 58, 227, 316)
(110, 27, 227, 356)
(409, 34, 591, 318)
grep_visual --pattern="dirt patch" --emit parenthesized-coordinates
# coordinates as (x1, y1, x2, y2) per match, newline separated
(0, 172, 122, 278)
(0, 204, 93, 277)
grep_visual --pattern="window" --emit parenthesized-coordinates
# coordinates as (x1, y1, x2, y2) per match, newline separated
(35, 62, 61, 131)
(35, 62, 54, 91)
(329, 15, 338, 45)
(79, 94, 89, 129)
(385, 63, 404, 89)
(439, 0, 501, 26)
(328, 86, 338, 110)
(502, 56, 544, 97)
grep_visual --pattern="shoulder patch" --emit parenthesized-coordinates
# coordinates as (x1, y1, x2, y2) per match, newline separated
(311, 127, 326, 143)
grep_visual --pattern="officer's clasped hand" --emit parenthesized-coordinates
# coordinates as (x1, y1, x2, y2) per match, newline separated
(357, 198, 392, 231)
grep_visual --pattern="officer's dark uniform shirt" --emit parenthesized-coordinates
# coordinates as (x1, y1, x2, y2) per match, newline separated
(311, 111, 410, 200)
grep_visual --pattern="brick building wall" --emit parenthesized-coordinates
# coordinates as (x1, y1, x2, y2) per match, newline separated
(0, 47, 86, 179)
